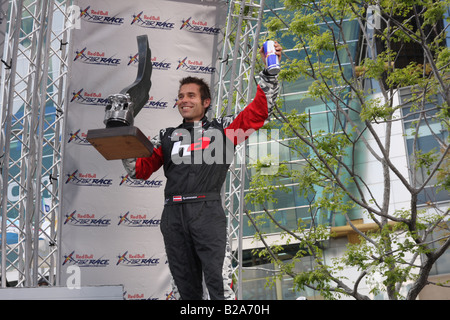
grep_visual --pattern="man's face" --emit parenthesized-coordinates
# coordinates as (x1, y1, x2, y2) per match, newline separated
(177, 83, 210, 122)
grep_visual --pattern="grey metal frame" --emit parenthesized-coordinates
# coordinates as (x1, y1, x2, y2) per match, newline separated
(215, 0, 265, 300)
(0, 0, 72, 288)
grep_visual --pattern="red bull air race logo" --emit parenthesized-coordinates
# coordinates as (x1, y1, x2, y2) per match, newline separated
(67, 128, 90, 146)
(116, 251, 160, 267)
(70, 88, 109, 106)
(73, 47, 121, 67)
(180, 17, 220, 35)
(176, 57, 215, 75)
(79, 6, 124, 26)
(151, 56, 172, 71)
(64, 210, 111, 227)
(128, 55, 172, 72)
(127, 53, 139, 66)
(62, 251, 110, 268)
(119, 174, 163, 188)
(145, 96, 170, 110)
(65, 170, 113, 187)
(118, 211, 161, 228)
(131, 11, 175, 30)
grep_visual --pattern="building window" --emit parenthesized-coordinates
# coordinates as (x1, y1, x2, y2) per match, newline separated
(399, 87, 450, 205)
(241, 245, 322, 300)
(427, 222, 450, 276)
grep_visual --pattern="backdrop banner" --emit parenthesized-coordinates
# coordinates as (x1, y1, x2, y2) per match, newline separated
(60, 0, 227, 300)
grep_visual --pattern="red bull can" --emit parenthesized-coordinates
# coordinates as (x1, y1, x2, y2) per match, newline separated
(263, 40, 280, 75)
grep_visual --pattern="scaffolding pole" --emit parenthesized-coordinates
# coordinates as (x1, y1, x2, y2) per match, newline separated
(215, 0, 265, 300)
(0, 0, 72, 288)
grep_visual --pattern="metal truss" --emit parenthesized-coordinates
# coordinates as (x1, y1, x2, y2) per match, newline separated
(0, 0, 72, 288)
(215, 0, 266, 300)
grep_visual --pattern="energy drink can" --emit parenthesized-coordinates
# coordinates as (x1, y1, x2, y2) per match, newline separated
(263, 40, 280, 75)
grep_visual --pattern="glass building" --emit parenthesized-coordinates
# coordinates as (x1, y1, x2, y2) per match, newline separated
(238, 0, 450, 300)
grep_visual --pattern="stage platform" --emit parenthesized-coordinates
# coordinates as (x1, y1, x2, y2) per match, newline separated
(0, 285, 124, 300)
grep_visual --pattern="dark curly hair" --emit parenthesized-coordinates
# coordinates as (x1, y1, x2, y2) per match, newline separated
(179, 76, 211, 108)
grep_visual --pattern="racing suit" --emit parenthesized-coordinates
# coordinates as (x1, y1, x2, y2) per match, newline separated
(122, 70, 279, 300)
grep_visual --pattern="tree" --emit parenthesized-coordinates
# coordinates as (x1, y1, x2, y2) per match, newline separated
(245, 0, 450, 300)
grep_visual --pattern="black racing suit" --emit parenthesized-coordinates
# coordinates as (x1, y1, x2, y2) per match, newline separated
(123, 70, 279, 300)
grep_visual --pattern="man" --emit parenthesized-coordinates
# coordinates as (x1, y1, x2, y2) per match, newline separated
(122, 42, 281, 299)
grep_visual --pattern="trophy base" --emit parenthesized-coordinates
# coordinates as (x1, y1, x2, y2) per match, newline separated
(86, 126, 153, 160)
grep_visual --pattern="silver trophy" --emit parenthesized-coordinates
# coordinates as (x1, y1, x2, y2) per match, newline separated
(87, 35, 154, 160)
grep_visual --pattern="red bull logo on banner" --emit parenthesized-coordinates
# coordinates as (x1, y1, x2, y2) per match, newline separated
(118, 211, 161, 228)
(79, 5, 125, 26)
(119, 174, 163, 188)
(127, 53, 139, 66)
(166, 291, 178, 300)
(176, 56, 215, 74)
(65, 170, 114, 187)
(70, 88, 110, 106)
(64, 210, 112, 227)
(127, 55, 172, 71)
(125, 291, 158, 300)
(73, 47, 121, 66)
(67, 128, 90, 145)
(131, 11, 175, 30)
(180, 17, 220, 35)
(116, 251, 160, 267)
(145, 96, 170, 109)
(62, 251, 110, 267)
(152, 57, 172, 71)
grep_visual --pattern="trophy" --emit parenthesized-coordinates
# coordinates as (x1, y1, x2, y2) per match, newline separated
(86, 35, 154, 160)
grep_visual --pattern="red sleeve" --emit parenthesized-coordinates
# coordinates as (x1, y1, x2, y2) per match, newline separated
(224, 85, 268, 145)
(135, 146, 164, 180)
